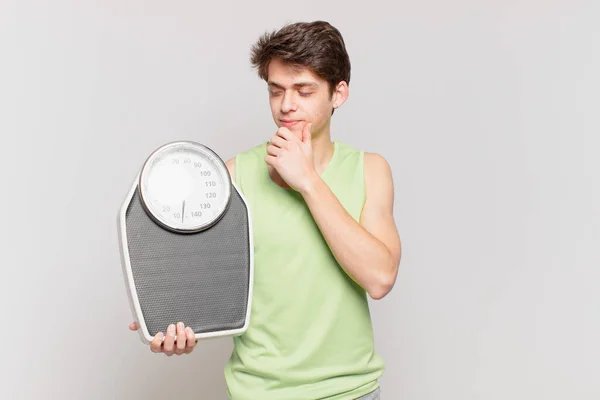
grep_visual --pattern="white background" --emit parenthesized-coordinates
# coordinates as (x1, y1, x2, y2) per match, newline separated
(1, 1, 598, 399)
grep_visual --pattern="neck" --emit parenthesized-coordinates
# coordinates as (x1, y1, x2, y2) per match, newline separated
(310, 124, 335, 175)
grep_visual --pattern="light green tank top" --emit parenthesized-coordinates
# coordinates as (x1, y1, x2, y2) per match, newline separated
(224, 140, 385, 400)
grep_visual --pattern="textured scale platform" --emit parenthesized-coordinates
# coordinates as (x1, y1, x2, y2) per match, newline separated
(123, 187, 252, 337)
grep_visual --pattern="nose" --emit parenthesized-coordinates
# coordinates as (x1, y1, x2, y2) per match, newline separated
(280, 91, 297, 113)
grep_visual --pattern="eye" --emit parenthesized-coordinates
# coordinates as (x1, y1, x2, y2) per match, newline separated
(269, 90, 282, 97)
(299, 92, 313, 97)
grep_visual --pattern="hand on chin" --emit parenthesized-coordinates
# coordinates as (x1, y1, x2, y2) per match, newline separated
(265, 122, 314, 191)
(268, 122, 301, 189)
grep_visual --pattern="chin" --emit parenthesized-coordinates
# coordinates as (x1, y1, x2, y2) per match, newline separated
(278, 123, 304, 137)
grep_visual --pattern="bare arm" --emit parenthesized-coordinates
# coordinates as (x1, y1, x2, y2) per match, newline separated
(300, 152, 401, 299)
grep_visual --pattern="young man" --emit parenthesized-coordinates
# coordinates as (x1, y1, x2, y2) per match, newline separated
(130, 20, 401, 400)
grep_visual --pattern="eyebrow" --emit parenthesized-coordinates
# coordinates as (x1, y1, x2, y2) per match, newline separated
(268, 81, 318, 89)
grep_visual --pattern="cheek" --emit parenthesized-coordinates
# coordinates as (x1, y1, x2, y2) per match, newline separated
(310, 102, 330, 122)
(306, 100, 324, 116)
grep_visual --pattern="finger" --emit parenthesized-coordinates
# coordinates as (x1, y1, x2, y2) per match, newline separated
(163, 324, 176, 355)
(175, 322, 186, 354)
(265, 155, 278, 167)
(129, 322, 138, 331)
(184, 327, 197, 354)
(269, 135, 287, 148)
(276, 127, 295, 141)
(266, 144, 281, 157)
(150, 332, 164, 353)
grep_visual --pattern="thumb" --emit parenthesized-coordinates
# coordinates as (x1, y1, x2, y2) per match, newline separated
(302, 123, 312, 144)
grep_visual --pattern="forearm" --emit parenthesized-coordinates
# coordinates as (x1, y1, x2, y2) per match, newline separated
(301, 175, 396, 299)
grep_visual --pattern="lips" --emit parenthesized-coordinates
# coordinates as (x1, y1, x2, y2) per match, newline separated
(281, 119, 302, 126)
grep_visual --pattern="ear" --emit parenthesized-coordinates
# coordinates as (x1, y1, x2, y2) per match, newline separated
(332, 81, 349, 110)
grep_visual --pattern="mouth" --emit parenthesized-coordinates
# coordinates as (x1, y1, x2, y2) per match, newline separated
(280, 120, 301, 128)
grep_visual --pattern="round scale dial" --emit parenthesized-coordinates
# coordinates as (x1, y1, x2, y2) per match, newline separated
(138, 141, 231, 233)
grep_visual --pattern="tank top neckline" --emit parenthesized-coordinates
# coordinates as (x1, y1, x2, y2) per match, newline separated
(320, 140, 339, 179)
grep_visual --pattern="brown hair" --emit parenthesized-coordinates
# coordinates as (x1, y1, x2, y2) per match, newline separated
(250, 21, 351, 96)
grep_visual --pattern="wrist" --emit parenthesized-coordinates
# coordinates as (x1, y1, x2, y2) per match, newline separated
(299, 171, 323, 197)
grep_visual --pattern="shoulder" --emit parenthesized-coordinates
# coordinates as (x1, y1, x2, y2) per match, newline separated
(224, 142, 267, 182)
(363, 152, 394, 201)
(225, 157, 236, 181)
(335, 141, 386, 167)
(363, 152, 393, 180)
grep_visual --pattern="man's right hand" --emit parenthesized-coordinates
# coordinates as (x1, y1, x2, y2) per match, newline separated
(129, 321, 197, 356)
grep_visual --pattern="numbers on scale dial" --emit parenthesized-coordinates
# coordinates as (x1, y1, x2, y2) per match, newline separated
(146, 150, 225, 228)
